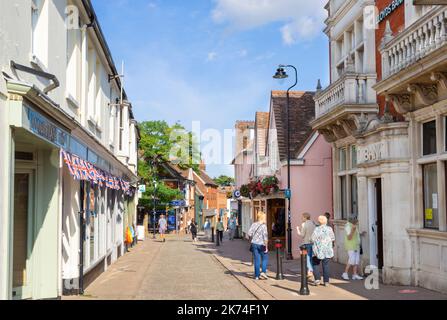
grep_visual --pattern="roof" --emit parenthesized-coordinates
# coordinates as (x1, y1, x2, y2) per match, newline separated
(270, 90, 316, 162)
(255, 112, 270, 157)
(199, 170, 218, 187)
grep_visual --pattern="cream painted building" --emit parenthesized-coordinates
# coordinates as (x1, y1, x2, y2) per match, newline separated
(313, 0, 447, 293)
(0, 0, 139, 300)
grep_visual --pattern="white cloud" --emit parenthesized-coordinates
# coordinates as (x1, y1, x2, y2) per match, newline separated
(212, 0, 327, 44)
(207, 52, 218, 61)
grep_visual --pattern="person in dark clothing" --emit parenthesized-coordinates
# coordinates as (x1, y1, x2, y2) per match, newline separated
(190, 218, 198, 242)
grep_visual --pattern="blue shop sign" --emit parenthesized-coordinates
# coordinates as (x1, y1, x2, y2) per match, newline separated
(377, 0, 404, 24)
(25, 105, 69, 149)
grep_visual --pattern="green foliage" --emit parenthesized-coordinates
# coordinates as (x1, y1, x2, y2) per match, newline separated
(138, 120, 199, 209)
(214, 175, 235, 187)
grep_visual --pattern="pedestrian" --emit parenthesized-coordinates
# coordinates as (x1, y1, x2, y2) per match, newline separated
(190, 218, 198, 242)
(296, 213, 316, 279)
(158, 214, 167, 242)
(204, 218, 211, 241)
(216, 216, 224, 244)
(186, 219, 191, 234)
(325, 212, 334, 230)
(342, 217, 365, 281)
(248, 211, 269, 280)
(228, 214, 238, 240)
(311, 215, 336, 287)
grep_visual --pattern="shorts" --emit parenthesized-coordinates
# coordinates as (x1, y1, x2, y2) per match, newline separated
(159, 228, 166, 235)
(348, 250, 360, 265)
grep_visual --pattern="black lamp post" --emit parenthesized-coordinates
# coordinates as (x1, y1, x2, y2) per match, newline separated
(273, 64, 297, 261)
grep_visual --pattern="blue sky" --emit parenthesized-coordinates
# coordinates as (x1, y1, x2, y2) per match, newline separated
(92, 0, 329, 178)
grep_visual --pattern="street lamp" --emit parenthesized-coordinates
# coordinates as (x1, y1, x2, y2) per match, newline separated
(273, 64, 297, 261)
(152, 179, 158, 239)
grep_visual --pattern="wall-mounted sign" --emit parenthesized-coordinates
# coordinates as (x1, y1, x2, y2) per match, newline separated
(24, 105, 69, 149)
(233, 190, 241, 198)
(138, 184, 146, 193)
(377, 0, 404, 24)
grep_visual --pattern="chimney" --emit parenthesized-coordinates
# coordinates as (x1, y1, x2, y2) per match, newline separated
(199, 160, 206, 171)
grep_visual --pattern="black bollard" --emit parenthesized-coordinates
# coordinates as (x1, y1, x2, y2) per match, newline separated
(211, 227, 215, 243)
(275, 240, 284, 280)
(299, 245, 310, 295)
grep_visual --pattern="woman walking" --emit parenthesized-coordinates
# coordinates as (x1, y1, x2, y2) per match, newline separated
(190, 218, 198, 242)
(311, 215, 336, 287)
(158, 215, 167, 242)
(248, 211, 269, 280)
(296, 213, 316, 279)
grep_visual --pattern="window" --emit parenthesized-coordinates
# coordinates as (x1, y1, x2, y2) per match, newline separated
(351, 175, 358, 217)
(119, 106, 124, 151)
(423, 164, 439, 229)
(351, 145, 357, 169)
(339, 148, 347, 171)
(423, 120, 437, 156)
(340, 176, 347, 220)
(31, 0, 40, 56)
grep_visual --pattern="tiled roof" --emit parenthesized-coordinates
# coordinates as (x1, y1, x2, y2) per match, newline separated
(199, 170, 218, 187)
(270, 90, 316, 162)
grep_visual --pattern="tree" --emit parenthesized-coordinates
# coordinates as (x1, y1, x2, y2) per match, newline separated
(214, 175, 235, 187)
(138, 121, 200, 208)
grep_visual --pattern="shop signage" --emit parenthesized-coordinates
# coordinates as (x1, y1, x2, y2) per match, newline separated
(25, 106, 69, 149)
(358, 142, 387, 164)
(377, 0, 404, 24)
(171, 200, 186, 207)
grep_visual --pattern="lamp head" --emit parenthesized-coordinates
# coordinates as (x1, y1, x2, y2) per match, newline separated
(273, 67, 288, 80)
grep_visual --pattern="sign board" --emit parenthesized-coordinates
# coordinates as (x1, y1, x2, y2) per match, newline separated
(233, 190, 241, 198)
(138, 184, 146, 193)
(285, 189, 291, 199)
(377, 0, 404, 24)
(170, 200, 186, 207)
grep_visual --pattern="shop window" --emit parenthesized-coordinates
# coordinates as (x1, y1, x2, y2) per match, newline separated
(351, 175, 358, 217)
(339, 148, 347, 171)
(423, 120, 437, 156)
(423, 163, 439, 229)
(351, 146, 357, 169)
(340, 176, 347, 220)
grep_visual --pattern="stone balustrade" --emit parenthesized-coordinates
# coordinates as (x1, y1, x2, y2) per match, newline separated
(315, 73, 376, 118)
(381, 7, 447, 79)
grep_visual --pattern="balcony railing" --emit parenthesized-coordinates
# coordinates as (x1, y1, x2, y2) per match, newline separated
(381, 7, 447, 79)
(315, 73, 376, 118)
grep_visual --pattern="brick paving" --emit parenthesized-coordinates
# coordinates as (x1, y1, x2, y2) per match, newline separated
(64, 231, 447, 300)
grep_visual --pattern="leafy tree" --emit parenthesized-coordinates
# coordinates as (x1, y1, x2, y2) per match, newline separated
(214, 175, 235, 187)
(138, 120, 200, 208)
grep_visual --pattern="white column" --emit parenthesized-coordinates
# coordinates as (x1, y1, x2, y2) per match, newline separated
(436, 115, 447, 231)
(80, 26, 89, 127)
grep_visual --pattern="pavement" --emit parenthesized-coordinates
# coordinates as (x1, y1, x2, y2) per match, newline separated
(64, 232, 447, 300)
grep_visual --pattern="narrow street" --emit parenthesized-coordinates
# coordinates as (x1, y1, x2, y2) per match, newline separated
(67, 234, 255, 300)
(66, 232, 447, 301)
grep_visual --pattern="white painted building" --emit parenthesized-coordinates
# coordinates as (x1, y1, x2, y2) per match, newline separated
(313, 0, 447, 293)
(0, 0, 139, 300)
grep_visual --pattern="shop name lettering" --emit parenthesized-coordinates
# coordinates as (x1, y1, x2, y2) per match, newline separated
(358, 142, 387, 163)
(377, 0, 404, 23)
(28, 109, 67, 147)
(177, 304, 269, 317)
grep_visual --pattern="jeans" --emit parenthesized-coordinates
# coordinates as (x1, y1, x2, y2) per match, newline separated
(303, 243, 313, 273)
(252, 244, 268, 278)
(217, 230, 223, 242)
(313, 258, 330, 283)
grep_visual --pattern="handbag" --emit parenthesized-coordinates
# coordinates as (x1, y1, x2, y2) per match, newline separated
(249, 224, 263, 253)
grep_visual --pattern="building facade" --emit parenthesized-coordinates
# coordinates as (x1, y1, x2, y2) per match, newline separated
(314, 0, 447, 293)
(0, 0, 139, 300)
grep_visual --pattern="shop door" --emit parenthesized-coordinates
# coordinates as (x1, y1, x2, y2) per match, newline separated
(369, 178, 384, 269)
(12, 171, 34, 300)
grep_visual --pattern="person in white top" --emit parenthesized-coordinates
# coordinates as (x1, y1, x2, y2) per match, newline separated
(296, 213, 316, 278)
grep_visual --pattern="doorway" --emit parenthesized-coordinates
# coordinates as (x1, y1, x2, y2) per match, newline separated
(368, 178, 384, 269)
(12, 170, 34, 300)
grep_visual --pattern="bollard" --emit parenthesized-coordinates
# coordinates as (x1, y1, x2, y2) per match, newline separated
(216, 229, 220, 246)
(275, 240, 284, 280)
(299, 245, 310, 295)
(211, 227, 215, 243)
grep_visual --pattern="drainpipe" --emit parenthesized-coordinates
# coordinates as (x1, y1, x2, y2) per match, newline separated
(79, 181, 85, 295)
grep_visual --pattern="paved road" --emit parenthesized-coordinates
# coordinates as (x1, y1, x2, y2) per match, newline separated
(71, 234, 255, 300)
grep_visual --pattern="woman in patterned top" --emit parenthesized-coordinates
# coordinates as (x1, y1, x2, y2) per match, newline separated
(248, 211, 269, 280)
(311, 215, 336, 287)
